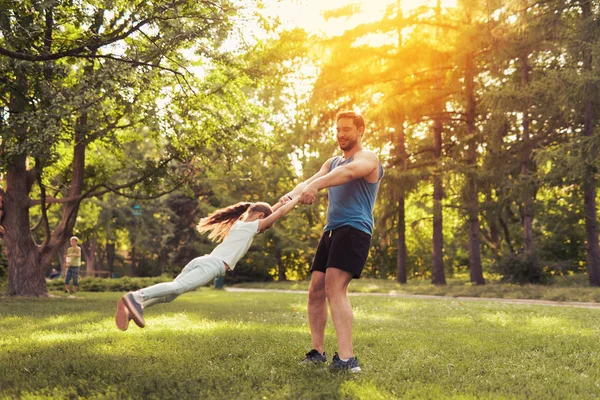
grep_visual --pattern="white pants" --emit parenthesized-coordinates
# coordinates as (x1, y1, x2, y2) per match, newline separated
(139, 255, 226, 309)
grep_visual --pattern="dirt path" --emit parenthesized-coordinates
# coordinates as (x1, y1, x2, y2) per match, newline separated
(225, 287, 600, 309)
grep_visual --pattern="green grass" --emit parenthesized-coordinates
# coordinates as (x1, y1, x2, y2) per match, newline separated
(234, 274, 600, 303)
(1, 290, 600, 399)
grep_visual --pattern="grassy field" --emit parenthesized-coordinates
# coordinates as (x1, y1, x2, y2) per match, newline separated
(1, 289, 600, 399)
(235, 274, 600, 303)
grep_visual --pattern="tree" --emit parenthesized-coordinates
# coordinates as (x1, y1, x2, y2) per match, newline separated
(0, 0, 275, 296)
(533, 0, 600, 285)
(575, 0, 600, 286)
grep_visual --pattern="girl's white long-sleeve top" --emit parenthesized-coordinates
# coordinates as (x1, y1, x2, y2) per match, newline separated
(209, 220, 260, 270)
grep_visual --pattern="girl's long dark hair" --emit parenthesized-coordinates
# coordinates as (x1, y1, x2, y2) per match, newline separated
(196, 201, 273, 242)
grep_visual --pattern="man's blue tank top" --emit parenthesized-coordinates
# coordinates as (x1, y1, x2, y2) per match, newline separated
(324, 155, 384, 235)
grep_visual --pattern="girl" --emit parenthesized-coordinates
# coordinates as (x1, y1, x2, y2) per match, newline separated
(115, 196, 300, 330)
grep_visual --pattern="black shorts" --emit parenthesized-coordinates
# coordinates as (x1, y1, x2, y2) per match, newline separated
(310, 225, 372, 279)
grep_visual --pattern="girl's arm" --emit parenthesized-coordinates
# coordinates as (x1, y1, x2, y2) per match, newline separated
(258, 196, 301, 232)
(271, 200, 284, 212)
(279, 157, 336, 204)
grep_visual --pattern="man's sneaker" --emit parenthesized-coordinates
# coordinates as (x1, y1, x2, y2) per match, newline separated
(115, 298, 132, 331)
(329, 352, 361, 372)
(122, 293, 145, 328)
(300, 349, 327, 364)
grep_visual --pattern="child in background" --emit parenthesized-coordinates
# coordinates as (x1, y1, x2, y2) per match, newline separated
(65, 236, 82, 296)
(116, 196, 300, 330)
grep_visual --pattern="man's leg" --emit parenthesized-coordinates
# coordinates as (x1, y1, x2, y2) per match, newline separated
(307, 271, 327, 354)
(325, 267, 354, 359)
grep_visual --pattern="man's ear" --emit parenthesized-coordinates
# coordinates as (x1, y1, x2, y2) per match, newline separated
(257, 212, 265, 220)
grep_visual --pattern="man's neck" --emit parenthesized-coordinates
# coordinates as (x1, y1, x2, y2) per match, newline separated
(343, 144, 363, 159)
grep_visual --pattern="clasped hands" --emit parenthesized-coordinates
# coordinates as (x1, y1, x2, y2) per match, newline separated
(279, 184, 319, 206)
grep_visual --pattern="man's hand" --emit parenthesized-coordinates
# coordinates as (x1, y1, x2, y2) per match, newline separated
(300, 184, 318, 204)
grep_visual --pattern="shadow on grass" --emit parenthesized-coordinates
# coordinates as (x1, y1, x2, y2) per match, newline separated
(0, 322, 384, 399)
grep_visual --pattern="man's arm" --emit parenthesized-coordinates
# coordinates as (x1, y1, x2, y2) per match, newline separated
(279, 157, 336, 204)
(300, 151, 379, 204)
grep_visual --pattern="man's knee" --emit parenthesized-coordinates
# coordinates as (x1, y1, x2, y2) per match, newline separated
(309, 285, 326, 303)
(324, 269, 352, 299)
(308, 273, 326, 302)
(324, 282, 345, 300)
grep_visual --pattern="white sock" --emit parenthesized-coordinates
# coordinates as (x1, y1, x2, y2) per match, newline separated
(340, 357, 349, 362)
(132, 291, 144, 304)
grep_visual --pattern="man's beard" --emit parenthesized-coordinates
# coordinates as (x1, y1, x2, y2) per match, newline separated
(339, 138, 357, 151)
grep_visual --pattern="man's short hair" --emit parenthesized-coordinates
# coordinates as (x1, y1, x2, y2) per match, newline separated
(70, 236, 78, 242)
(336, 110, 365, 131)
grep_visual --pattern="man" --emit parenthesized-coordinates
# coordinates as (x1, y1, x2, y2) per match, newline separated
(280, 110, 383, 372)
(64, 236, 82, 296)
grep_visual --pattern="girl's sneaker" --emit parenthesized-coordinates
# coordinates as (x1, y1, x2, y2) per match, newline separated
(122, 293, 145, 328)
(115, 298, 131, 331)
(329, 352, 361, 372)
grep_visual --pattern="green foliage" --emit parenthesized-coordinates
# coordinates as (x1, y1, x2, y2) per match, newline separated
(4, 0, 600, 290)
(1, 291, 600, 399)
(493, 251, 553, 285)
(46, 276, 174, 292)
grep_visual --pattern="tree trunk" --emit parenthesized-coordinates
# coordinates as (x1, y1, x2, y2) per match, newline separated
(396, 196, 407, 284)
(583, 169, 600, 286)
(465, 50, 484, 285)
(6, 74, 87, 296)
(499, 213, 515, 254)
(4, 59, 48, 296)
(520, 54, 534, 252)
(395, 114, 408, 284)
(483, 189, 501, 258)
(107, 241, 116, 274)
(431, 0, 445, 285)
(37, 116, 86, 274)
(431, 116, 446, 285)
(59, 242, 68, 278)
(82, 237, 97, 276)
(130, 246, 137, 277)
(5, 156, 46, 296)
(580, 0, 600, 286)
(394, 1, 408, 284)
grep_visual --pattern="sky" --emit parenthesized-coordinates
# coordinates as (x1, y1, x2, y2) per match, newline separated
(264, 0, 457, 36)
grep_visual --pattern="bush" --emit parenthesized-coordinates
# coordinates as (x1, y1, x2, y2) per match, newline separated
(47, 275, 174, 292)
(492, 251, 552, 285)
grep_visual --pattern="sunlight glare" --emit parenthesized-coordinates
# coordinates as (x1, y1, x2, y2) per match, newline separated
(267, 0, 457, 37)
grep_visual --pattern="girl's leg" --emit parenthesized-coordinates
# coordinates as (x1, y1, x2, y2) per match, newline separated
(141, 294, 177, 309)
(140, 258, 208, 308)
(135, 256, 225, 309)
